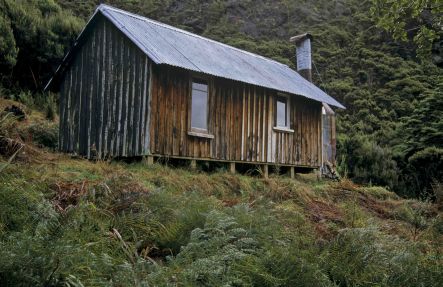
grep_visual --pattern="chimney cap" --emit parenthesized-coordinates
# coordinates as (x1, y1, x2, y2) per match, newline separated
(289, 33, 313, 44)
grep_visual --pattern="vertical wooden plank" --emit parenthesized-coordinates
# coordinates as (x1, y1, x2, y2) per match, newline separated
(162, 71, 169, 155)
(107, 20, 115, 157)
(121, 40, 129, 156)
(172, 73, 178, 155)
(132, 47, 140, 156)
(242, 86, 246, 160)
(161, 71, 168, 155)
(267, 93, 273, 163)
(66, 64, 73, 152)
(69, 59, 77, 152)
(149, 67, 156, 153)
(142, 57, 150, 155)
(159, 70, 166, 155)
(92, 21, 101, 157)
(179, 71, 185, 156)
(251, 87, 257, 161)
(303, 101, 307, 165)
(135, 52, 142, 155)
(109, 25, 117, 157)
(125, 43, 132, 156)
(271, 94, 277, 163)
(256, 88, 261, 162)
(261, 91, 266, 162)
(59, 76, 66, 152)
(228, 83, 233, 160)
(101, 20, 109, 158)
(247, 87, 252, 161)
(130, 45, 137, 156)
(309, 102, 316, 166)
(116, 32, 124, 156)
(87, 28, 95, 158)
(221, 83, 227, 159)
(64, 67, 70, 152)
(157, 69, 163, 155)
(97, 19, 105, 158)
(75, 49, 83, 154)
(297, 99, 302, 165)
(79, 34, 89, 156)
(234, 85, 241, 161)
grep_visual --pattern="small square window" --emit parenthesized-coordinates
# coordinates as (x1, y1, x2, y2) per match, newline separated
(276, 96, 289, 128)
(191, 79, 208, 131)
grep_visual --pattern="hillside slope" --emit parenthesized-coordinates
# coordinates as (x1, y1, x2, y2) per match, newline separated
(1, 0, 438, 198)
(0, 100, 442, 286)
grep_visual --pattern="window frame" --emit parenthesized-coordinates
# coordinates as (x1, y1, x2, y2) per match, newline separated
(273, 93, 294, 133)
(188, 75, 214, 139)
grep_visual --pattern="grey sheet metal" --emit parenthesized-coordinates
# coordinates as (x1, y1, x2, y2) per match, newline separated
(65, 4, 345, 108)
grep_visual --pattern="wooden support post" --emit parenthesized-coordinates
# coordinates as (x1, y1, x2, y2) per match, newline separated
(144, 155, 154, 165)
(290, 166, 295, 179)
(314, 168, 321, 181)
(190, 159, 197, 170)
(230, 162, 236, 174)
(262, 165, 269, 178)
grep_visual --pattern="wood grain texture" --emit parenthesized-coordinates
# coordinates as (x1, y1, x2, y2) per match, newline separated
(59, 15, 323, 167)
(59, 15, 150, 159)
(149, 65, 322, 167)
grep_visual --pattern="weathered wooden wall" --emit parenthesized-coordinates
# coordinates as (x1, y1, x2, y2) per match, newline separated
(149, 66, 322, 167)
(59, 15, 150, 158)
(59, 16, 322, 167)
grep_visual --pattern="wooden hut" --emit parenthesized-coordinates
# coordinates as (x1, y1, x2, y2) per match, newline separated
(46, 4, 344, 176)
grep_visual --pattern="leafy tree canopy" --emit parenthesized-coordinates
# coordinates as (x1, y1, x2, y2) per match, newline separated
(370, 0, 443, 62)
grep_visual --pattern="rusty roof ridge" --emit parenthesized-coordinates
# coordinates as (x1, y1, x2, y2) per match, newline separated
(97, 4, 288, 68)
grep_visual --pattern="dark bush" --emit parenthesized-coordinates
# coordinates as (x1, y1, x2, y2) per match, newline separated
(337, 134, 398, 190)
(25, 122, 58, 149)
(407, 147, 443, 199)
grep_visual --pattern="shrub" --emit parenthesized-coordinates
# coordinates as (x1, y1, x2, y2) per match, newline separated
(394, 201, 432, 240)
(0, 111, 19, 139)
(323, 226, 443, 287)
(25, 121, 58, 149)
(407, 147, 443, 199)
(337, 134, 398, 190)
(362, 186, 399, 200)
(42, 93, 58, 121)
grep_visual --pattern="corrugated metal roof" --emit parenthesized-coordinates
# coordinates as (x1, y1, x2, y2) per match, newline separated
(50, 4, 344, 108)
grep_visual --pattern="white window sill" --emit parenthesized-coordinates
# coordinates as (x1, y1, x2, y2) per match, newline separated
(188, 130, 214, 139)
(273, 126, 294, 133)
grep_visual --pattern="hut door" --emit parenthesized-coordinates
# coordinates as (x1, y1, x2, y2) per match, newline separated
(321, 103, 336, 167)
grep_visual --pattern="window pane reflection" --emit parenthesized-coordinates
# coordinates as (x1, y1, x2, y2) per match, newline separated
(191, 81, 208, 130)
(276, 98, 287, 127)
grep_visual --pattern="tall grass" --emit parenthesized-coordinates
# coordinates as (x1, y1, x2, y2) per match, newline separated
(0, 157, 441, 286)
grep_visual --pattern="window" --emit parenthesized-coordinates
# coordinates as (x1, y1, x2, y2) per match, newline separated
(276, 95, 289, 128)
(191, 79, 208, 131)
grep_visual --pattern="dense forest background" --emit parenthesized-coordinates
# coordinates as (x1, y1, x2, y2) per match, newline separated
(0, 0, 442, 198)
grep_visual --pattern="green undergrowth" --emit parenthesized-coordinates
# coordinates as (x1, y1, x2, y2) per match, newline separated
(0, 99, 442, 286)
(0, 155, 442, 286)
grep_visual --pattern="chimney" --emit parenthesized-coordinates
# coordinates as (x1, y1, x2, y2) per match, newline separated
(290, 33, 313, 82)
